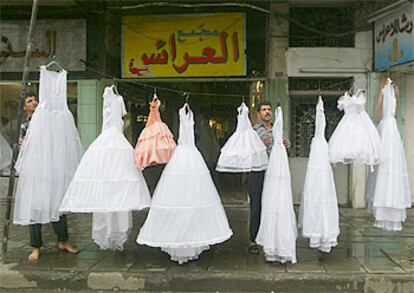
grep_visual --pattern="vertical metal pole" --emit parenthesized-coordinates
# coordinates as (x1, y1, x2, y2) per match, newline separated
(2, 0, 39, 258)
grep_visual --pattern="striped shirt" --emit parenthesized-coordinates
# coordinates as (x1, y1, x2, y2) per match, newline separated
(253, 122, 273, 156)
(19, 117, 31, 147)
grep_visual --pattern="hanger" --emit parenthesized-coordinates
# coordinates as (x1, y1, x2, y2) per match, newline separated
(348, 85, 355, 96)
(182, 92, 191, 114)
(238, 101, 247, 115)
(112, 80, 119, 96)
(182, 92, 190, 106)
(184, 92, 190, 103)
(318, 88, 323, 101)
(354, 88, 362, 96)
(384, 71, 395, 86)
(44, 55, 64, 72)
(317, 94, 324, 113)
(152, 88, 158, 102)
(241, 96, 247, 105)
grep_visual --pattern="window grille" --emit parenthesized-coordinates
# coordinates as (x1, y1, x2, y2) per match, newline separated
(289, 7, 355, 47)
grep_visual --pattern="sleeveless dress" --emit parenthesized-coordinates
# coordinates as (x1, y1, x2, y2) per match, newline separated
(256, 106, 297, 263)
(137, 103, 233, 264)
(60, 86, 150, 213)
(367, 79, 411, 231)
(329, 91, 381, 167)
(299, 98, 339, 253)
(13, 66, 83, 225)
(135, 94, 176, 169)
(216, 102, 268, 172)
(60, 86, 151, 250)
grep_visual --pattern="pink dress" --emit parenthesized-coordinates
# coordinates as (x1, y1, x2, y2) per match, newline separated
(135, 94, 176, 169)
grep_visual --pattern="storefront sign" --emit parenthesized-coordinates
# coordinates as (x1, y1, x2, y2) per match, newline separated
(123, 13, 246, 78)
(374, 4, 414, 70)
(0, 19, 86, 72)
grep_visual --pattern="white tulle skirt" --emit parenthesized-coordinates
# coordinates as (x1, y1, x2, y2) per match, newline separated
(329, 112, 381, 166)
(216, 129, 268, 172)
(92, 212, 132, 250)
(60, 127, 151, 213)
(367, 117, 411, 231)
(256, 143, 297, 264)
(299, 137, 339, 253)
(137, 144, 233, 264)
(13, 108, 83, 225)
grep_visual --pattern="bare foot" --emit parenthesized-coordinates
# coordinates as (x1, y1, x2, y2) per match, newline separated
(247, 241, 259, 254)
(27, 248, 40, 262)
(57, 242, 80, 254)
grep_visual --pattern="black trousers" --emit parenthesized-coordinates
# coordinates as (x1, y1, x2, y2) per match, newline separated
(247, 171, 265, 242)
(29, 215, 69, 248)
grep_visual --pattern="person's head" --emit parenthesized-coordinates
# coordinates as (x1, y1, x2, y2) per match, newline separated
(23, 93, 38, 117)
(256, 101, 272, 123)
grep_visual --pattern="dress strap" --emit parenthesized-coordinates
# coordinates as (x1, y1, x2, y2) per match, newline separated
(179, 103, 191, 115)
(151, 93, 161, 108)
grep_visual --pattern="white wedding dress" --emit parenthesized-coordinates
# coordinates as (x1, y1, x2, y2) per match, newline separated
(216, 102, 268, 172)
(329, 91, 381, 167)
(60, 86, 150, 213)
(256, 106, 297, 263)
(367, 79, 411, 231)
(137, 103, 232, 264)
(60, 86, 151, 250)
(299, 98, 339, 253)
(13, 66, 83, 225)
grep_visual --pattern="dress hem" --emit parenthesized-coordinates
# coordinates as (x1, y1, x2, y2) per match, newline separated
(137, 231, 233, 248)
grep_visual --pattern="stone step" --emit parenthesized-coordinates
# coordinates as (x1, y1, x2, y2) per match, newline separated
(2, 263, 414, 292)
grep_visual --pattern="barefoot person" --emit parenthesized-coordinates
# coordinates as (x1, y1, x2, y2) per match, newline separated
(18, 93, 80, 261)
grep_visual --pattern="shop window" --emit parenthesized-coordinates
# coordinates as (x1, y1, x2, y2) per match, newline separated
(289, 77, 353, 91)
(289, 7, 355, 47)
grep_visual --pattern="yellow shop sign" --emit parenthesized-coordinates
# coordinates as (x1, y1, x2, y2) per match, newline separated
(123, 13, 246, 78)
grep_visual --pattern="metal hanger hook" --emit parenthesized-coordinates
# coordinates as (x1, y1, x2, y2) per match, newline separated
(182, 92, 190, 103)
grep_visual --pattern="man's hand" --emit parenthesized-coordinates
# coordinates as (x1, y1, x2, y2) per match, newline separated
(283, 139, 290, 149)
(263, 137, 272, 147)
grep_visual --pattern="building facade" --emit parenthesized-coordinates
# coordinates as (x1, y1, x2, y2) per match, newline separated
(0, 0, 412, 207)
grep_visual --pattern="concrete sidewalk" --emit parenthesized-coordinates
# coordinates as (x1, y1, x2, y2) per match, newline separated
(1, 205, 413, 292)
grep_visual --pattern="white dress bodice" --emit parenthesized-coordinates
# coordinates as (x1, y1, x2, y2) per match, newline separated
(177, 104, 195, 146)
(38, 66, 68, 112)
(102, 86, 127, 132)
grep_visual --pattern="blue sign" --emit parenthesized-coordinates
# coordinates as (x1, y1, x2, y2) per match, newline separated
(374, 4, 414, 70)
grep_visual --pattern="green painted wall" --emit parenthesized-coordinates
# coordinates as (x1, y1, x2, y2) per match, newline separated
(77, 80, 101, 148)
(265, 78, 290, 137)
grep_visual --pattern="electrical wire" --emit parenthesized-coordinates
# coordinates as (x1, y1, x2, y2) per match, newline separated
(81, 61, 251, 98)
(109, 2, 372, 38)
(81, 60, 354, 102)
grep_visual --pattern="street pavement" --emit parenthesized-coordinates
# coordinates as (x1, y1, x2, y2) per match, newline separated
(1, 202, 413, 292)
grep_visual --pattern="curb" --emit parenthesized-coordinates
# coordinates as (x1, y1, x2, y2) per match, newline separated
(2, 262, 414, 292)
